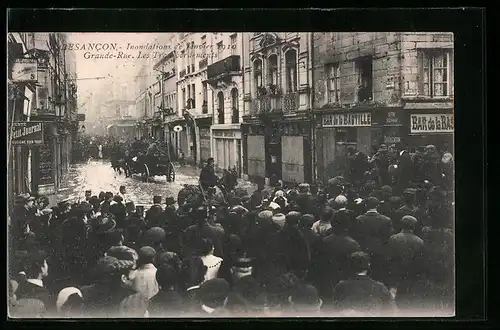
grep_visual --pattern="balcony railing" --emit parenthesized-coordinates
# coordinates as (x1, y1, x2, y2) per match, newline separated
(199, 58, 208, 69)
(207, 55, 241, 80)
(251, 92, 299, 115)
(180, 69, 186, 78)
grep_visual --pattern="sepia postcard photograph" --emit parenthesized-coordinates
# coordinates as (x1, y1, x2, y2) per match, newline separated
(8, 28, 457, 319)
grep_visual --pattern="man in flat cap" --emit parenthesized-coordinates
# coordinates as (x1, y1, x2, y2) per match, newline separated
(394, 188, 420, 233)
(387, 215, 426, 310)
(355, 197, 394, 283)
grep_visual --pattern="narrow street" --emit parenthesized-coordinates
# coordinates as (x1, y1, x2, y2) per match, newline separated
(50, 159, 256, 206)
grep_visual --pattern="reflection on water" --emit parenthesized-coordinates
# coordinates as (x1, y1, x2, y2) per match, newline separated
(54, 160, 199, 205)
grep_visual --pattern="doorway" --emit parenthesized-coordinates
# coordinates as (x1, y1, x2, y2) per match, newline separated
(218, 92, 225, 124)
(237, 139, 242, 177)
(265, 126, 282, 184)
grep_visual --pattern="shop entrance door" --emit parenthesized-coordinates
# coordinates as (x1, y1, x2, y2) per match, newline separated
(334, 142, 357, 177)
(266, 134, 282, 184)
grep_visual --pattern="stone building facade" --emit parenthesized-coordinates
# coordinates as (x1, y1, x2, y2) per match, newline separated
(207, 32, 244, 174)
(242, 32, 314, 185)
(312, 32, 453, 181)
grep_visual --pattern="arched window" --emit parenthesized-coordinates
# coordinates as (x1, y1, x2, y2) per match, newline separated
(268, 55, 278, 86)
(231, 88, 239, 123)
(253, 59, 263, 92)
(285, 50, 298, 93)
(217, 91, 225, 124)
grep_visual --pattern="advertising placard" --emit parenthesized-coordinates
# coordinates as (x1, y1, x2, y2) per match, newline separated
(38, 140, 54, 185)
(11, 59, 38, 82)
(12, 122, 44, 145)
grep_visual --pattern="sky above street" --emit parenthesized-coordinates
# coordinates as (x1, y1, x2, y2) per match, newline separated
(66, 32, 171, 106)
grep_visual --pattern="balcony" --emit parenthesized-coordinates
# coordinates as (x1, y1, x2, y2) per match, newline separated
(207, 55, 241, 81)
(251, 92, 299, 115)
(180, 69, 186, 79)
(199, 58, 208, 70)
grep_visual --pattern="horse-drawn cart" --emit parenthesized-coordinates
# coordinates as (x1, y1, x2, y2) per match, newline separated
(129, 153, 175, 182)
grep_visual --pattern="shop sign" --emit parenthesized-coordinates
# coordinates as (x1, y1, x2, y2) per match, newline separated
(410, 113, 454, 134)
(38, 184, 55, 195)
(322, 112, 371, 127)
(384, 136, 401, 144)
(11, 59, 38, 82)
(213, 130, 236, 138)
(385, 111, 402, 126)
(12, 122, 44, 145)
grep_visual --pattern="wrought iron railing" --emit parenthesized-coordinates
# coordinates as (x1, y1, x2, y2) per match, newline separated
(180, 69, 186, 78)
(250, 92, 299, 115)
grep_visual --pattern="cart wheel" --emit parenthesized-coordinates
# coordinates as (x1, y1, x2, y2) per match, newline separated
(143, 164, 150, 182)
(167, 162, 175, 182)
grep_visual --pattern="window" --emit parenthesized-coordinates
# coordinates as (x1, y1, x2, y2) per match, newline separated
(231, 88, 239, 123)
(268, 55, 279, 86)
(186, 85, 191, 108)
(202, 81, 208, 107)
(217, 91, 225, 124)
(191, 83, 196, 108)
(230, 34, 237, 55)
(356, 56, 373, 102)
(327, 64, 341, 103)
(420, 49, 451, 97)
(217, 41, 223, 59)
(181, 50, 185, 70)
(285, 50, 298, 93)
(253, 59, 263, 90)
(201, 35, 207, 57)
(182, 88, 186, 109)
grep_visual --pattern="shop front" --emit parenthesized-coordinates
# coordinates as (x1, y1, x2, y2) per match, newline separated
(316, 111, 373, 180)
(242, 118, 312, 185)
(212, 124, 242, 175)
(406, 111, 454, 153)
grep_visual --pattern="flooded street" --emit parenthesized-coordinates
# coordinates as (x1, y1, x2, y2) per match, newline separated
(51, 159, 256, 206)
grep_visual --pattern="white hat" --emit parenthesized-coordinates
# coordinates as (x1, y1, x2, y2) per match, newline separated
(56, 287, 83, 312)
(268, 202, 281, 210)
(272, 213, 286, 229)
(334, 195, 348, 205)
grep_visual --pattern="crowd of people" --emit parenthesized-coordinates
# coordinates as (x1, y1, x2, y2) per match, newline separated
(8, 143, 454, 318)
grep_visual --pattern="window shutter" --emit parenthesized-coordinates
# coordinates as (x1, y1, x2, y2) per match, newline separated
(417, 50, 424, 95)
(449, 51, 454, 97)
